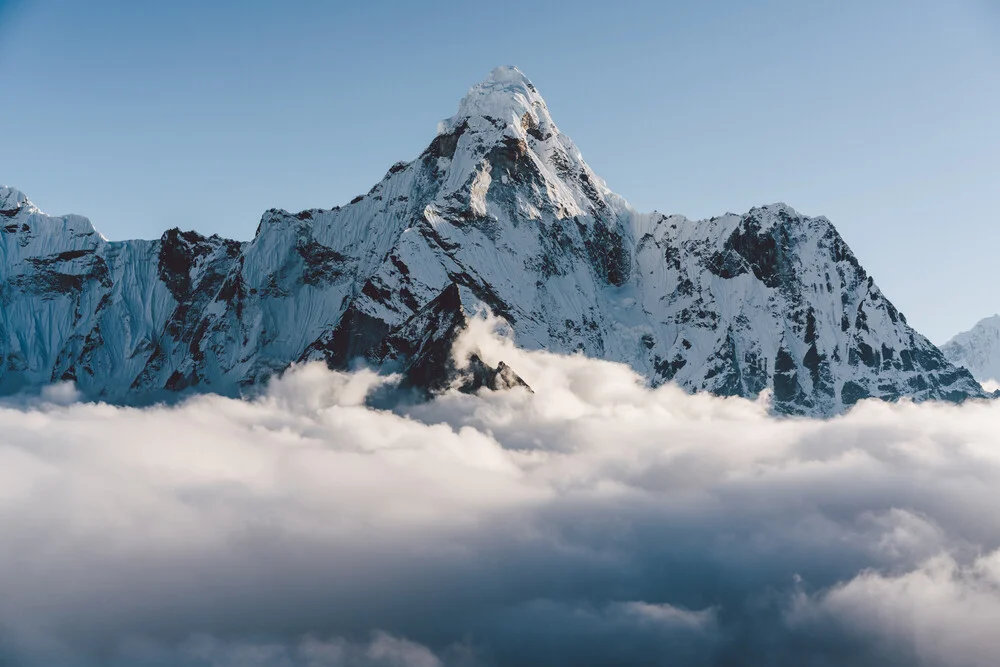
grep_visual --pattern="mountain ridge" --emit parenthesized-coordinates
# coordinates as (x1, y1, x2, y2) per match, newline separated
(0, 66, 986, 415)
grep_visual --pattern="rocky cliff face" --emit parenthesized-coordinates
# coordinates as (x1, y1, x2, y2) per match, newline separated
(0, 67, 985, 414)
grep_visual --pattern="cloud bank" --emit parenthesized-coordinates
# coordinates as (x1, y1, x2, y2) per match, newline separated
(2, 318, 1000, 666)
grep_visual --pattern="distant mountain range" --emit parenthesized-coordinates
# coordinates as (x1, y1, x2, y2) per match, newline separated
(0, 66, 986, 415)
(942, 315, 1000, 386)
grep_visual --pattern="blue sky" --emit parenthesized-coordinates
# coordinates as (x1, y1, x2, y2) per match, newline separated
(1, 0, 997, 342)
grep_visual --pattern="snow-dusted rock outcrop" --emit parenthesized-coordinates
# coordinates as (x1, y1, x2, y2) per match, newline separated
(0, 67, 985, 414)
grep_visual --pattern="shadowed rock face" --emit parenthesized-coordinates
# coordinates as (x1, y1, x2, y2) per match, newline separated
(460, 356, 532, 394)
(299, 282, 529, 397)
(0, 67, 986, 414)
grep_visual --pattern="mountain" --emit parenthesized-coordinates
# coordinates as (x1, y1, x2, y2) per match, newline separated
(0, 66, 986, 415)
(941, 315, 1000, 385)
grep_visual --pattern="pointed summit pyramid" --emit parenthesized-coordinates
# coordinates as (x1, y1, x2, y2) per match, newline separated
(0, 68, 987, 414)
(413, 66, 628, 237)
(446, 66, 549, 128)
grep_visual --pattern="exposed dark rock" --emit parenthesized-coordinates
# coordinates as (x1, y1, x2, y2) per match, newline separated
(582, 220, 631, 286)
(387, 161, 409, 175)
(459, 355, 532, 394)
(158, 228, 216, 301)
(339, 284, 534, 398)
(421, 120, 467, 163)
(485, 136, 540, 185)
(773, 345, 808, 412)
(10, 253, 111, 297)
(841, 380, 871, 406)
(303, 303, 394, 370)
(654, 354, 688, 383)
(709, 214, 782, 288)
(296, 234, 349, 286)
(376, 283, 468, 394)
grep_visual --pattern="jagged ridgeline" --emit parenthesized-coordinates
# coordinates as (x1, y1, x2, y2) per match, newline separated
(0, 67, 985, 415)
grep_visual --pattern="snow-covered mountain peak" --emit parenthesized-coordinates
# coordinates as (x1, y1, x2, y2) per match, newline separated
(0, 68, 986, 416)
(484, 64, 533, 86)
(942, 315, 1000, 384)
(742, 202, 804, 227)
(0, 185, 40, 217)
(419, 67, 630, 232)
(443, 65, 552, 136)
(1, 185, 102, 254)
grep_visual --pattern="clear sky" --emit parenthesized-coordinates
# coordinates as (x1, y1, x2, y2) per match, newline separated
(1, 0, 997, 343)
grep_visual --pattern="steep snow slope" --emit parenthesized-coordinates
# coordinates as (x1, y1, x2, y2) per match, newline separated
(0, 67, 985, 415)
(942, 315, 1000, 384)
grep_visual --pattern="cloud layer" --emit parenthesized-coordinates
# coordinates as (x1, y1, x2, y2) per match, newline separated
(3, 319, 1000, 666)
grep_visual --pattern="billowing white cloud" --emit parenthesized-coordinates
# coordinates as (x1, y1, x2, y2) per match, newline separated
(3, 319, 1000, 665)
(789, 550, 1000, 667)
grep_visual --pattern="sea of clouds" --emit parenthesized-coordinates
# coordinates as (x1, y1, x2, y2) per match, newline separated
(3, 318, 1000, 666)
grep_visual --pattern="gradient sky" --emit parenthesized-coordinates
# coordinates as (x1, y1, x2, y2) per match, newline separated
(1, 0, 997, 343)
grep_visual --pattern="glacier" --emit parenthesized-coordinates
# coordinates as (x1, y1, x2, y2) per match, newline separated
(0, 66, 986, 415)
